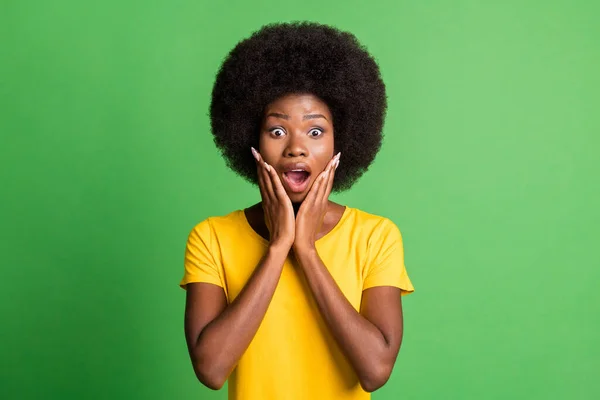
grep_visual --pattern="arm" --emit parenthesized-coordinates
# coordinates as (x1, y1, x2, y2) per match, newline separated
(293, 247, 403, 392)
(293, 154, 405, 392)
(184, 148, 295, 390)
(184, 244, 288, 390)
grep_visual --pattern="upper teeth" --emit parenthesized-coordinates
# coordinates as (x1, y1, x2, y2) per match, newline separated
(291, 169, 304, 172)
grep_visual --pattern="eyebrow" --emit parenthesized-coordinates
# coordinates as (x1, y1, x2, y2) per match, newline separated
(303, 114, 328, 121)
(265, 113, 328, 121)
(266, 112, 290, 120)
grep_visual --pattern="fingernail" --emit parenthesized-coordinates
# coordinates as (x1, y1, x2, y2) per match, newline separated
(265, 162, 271, 172)
(335, 159, 340, 169)
(251, 147, 259, 161)
(336, 152, 342, 160)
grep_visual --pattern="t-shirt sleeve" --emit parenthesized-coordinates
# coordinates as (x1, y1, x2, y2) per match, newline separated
(179, 219, 224, 290)
(363, 218, 415, 295)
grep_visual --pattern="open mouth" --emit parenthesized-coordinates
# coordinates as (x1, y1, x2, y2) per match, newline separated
(283, 170, 311, 193)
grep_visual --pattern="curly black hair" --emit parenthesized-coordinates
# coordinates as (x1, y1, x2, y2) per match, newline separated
(210, 22, 387, 192)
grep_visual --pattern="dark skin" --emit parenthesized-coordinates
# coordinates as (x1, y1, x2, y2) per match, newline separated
(184, 94, 404, 392)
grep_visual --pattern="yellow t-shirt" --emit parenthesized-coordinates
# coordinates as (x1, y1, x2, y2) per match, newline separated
(180, 206, 414, 400)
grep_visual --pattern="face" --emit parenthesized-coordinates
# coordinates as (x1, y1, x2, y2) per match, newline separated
(259, 93, 335, 203)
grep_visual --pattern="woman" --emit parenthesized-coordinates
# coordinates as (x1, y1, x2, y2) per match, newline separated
(180, 22, 415, 399)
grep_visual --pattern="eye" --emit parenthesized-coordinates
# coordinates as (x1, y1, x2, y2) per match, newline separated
(270, 128, 286, 137)
(308, 128, 323, 137)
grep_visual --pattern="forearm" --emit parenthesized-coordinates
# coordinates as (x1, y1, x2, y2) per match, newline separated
(293, 246, 395, 391)
(193, 245, 288, 388)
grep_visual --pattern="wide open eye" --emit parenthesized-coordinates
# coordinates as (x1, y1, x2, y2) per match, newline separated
(270, 128, 286, 137)
(308, 128, 323, 137)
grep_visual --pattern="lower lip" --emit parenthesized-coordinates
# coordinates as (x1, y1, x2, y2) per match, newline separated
(282, 173, 311, 193)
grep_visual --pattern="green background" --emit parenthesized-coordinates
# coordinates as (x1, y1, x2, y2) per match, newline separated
(2, 0, 599, 399)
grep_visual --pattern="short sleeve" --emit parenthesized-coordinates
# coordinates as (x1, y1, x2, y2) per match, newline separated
(363, 219, 415, 295)
(179, 219, 224, 290)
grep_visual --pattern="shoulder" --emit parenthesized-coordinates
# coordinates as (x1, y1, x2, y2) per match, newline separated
(342, 207, 404, 250)
(188, 209, 245, 238)
(346, 207, 400, 233)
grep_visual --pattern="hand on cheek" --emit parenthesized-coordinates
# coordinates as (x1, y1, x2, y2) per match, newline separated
(251, 147, 296, 250)
(294, 152, 341, 251)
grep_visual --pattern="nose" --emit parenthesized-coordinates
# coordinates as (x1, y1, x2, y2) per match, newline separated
(284, 132, 308, 158)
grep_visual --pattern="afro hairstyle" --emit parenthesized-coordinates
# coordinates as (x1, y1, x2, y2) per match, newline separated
(210, 21, 387, 192)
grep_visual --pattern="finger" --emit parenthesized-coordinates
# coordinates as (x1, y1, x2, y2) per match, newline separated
(257, 164, 269, 203)
(262, 162, 276, 203)
(322, 156, 338, 202)
(316, 168, 331, 202)
(251, 147, 260, 163)
(316, 152, 339, 201)
(253, 148, 275, 204)
(252, 148, 269, 201)
(327, 152, 340, 170)
(304, 169, 325, 206)
(266, 163, 291, 204)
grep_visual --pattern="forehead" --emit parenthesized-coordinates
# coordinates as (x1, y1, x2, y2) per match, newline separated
(264, 93, 332, 119)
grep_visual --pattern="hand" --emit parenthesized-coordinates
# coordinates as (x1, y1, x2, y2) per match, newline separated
(294, 152, 341, 252)
(251, 147, 296, 250)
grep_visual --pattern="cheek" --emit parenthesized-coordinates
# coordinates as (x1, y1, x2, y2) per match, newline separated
(258, 136, 280, 164)
(312, 137, 335, 168)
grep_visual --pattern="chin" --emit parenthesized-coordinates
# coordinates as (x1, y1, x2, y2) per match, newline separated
(288, 192, 308, 204)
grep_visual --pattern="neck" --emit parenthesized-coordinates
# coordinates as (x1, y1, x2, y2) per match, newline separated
(292, 202, 302, 216)
(291, 200, 333, 216)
